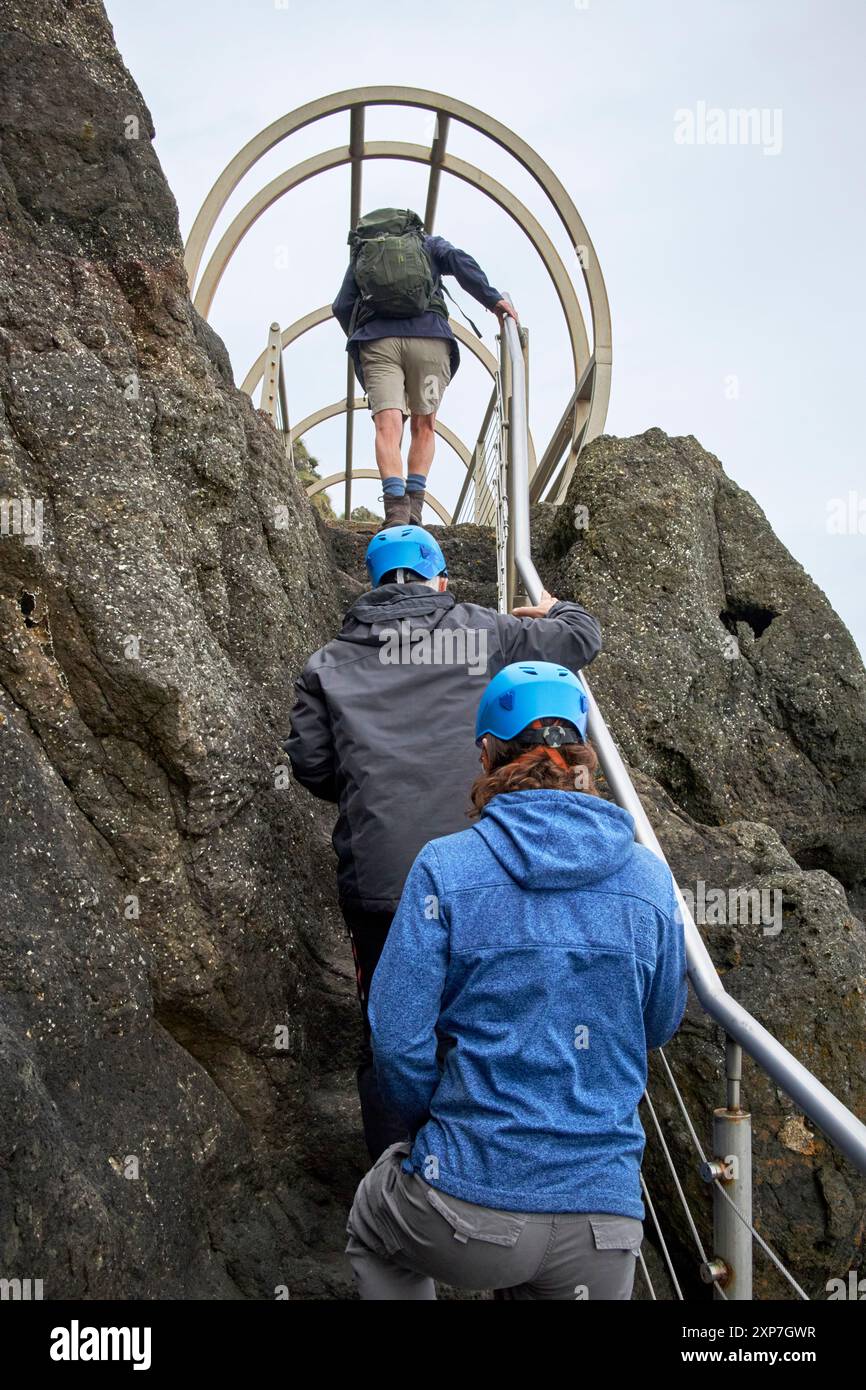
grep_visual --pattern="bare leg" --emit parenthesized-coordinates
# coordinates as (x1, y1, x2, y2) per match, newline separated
(407, 412, 436, 479)
(373, 409, 405, 480)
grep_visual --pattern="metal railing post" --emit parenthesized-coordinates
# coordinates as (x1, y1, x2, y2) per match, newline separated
(700, 1039, 753, 1299)
(521, 325, 533, 485)
(277, 341, 293, 461)
(500, 321, 516, 611)
(260, 322, 282, 422)
(344, 106, 364, 522)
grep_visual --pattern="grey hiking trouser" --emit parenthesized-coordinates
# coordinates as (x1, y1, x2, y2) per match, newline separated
(345, 1142, 642, 1301)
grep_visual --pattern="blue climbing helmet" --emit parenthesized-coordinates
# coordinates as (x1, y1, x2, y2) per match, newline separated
(475, 661, 589, 747)
(365, 525, 447, 587)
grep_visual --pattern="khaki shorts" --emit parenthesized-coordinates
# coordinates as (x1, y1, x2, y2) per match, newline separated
(359, 337, 452, 418)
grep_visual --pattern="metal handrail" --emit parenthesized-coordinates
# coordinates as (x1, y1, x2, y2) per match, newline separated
(499, 296, 866, 1176)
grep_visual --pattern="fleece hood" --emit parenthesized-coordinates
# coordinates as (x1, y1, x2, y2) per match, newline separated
(473, 789, 636, 890)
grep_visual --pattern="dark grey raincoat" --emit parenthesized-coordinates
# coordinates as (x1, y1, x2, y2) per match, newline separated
(285, 583, 602, 913)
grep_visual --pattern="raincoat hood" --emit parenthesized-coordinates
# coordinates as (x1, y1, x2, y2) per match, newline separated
(473, 789, 636, 889)
(340, 583, 455, 644)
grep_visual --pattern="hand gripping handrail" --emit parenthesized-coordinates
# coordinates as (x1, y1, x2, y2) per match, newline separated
(499, 296, 866, 1174)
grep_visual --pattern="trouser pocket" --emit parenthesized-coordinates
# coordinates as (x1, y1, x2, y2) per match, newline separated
(424, 1187, 527, 1247)
(347, 1142, 414, 1258)
(580, 1215, 643, 1301)
(589, 1215, 643, 1255)
(402, 1184, 547, 1290)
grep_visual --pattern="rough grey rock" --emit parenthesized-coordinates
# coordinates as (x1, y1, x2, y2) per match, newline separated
(0, 0, 361, 1300)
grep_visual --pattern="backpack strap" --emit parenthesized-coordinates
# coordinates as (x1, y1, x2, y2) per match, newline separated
(441, 282, 483, 339)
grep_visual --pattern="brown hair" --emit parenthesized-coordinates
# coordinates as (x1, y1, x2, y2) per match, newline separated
(469, 731, 601, 816)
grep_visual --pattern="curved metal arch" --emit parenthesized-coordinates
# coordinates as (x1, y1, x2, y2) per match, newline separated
(184, 85, 609, 355)
(241, 307, 500, 398)
(192, 143, 588, 395)
(184, 86, 611, 500)
(307, 469, 451, 525)
(291, 397, 472, 469)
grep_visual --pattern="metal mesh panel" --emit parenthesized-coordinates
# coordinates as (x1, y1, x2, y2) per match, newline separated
(454, 403, 501, 528)
(453, 373, 508, 611)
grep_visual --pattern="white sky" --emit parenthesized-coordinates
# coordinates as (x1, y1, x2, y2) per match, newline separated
(106, 0, 866, 655)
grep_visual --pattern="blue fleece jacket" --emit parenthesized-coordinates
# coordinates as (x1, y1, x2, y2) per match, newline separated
(368, 789, 688, 1218)
(332, 234, 503, 390)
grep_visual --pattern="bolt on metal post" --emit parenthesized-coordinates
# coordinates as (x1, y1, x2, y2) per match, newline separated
(699, 1036, 753, 1299)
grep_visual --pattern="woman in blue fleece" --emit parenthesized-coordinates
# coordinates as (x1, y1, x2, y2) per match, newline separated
(345, 661, 688, 1300)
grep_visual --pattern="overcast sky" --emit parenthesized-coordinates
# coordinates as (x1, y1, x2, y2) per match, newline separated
(107, 0, 865, 655)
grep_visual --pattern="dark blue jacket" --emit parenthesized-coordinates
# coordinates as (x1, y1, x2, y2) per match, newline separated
(369, 790, 688, 1217)
(332, 235, 503, 390)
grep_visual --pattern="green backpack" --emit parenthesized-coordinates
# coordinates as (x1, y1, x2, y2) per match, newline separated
(348, 208, 446, 328)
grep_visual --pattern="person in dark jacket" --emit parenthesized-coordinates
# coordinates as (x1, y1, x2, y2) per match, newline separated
(332, 216, 518, 526)
(285, 527, 602, 1160)
(345, 661, 688, 1300)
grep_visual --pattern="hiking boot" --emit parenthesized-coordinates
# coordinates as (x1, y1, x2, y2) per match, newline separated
(379, 492, 411, 529)
(408, 489, 426, 526)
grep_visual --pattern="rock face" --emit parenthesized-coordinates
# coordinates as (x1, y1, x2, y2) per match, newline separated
(1, 1, 863, 1304)
(0, 0, 360, 1299)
